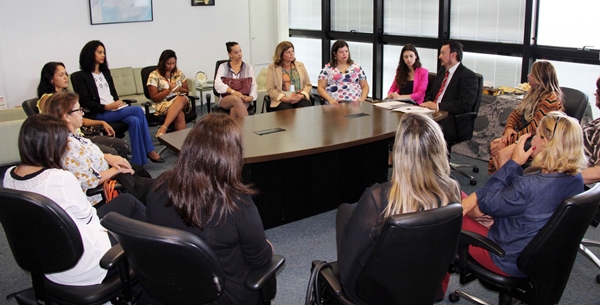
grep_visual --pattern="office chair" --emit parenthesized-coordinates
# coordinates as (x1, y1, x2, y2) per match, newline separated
(449, 73, 484, 186)
(101, 212, 285, 305)
(211, 59, 256, 115)
(311, 203, 463, 305)
(449, 184, 600, 305)
(140, 65, 197, 128)
(561, 86, 589, 122)
(0, 188, 135, 305)
(21, 98, 39, 117)
(69, 71, 131, 139)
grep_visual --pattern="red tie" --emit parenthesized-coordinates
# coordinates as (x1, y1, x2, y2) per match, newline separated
(433, 70, 449, 104)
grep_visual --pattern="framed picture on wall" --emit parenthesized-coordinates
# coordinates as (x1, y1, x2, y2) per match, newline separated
(191, 0, 215, 6)
(89, 0, 153, 25)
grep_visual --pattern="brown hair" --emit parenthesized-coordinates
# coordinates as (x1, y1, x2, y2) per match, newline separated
(394, 44, 422, 91)
(42, 91, 79, 121)
(329, 40, 354, 68)
(155, 113, 256, 229)
(273, 41, 295, 66)
(157, 49, 179, 77)
(18, 114, 68, 169)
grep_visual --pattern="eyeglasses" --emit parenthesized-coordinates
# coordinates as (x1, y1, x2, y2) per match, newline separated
(68, 107, 84, 114)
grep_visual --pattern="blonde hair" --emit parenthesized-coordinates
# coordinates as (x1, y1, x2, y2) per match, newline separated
(531, 111, 587, 175)
(273, 41, 295, 66)
(385, 113, 461, 219)
(517, 61, 562, 121)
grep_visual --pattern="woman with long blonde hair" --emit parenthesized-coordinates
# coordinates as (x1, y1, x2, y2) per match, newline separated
(463, 111, 586, 277)
(337, 113, 461, 303)
(489, 61, 563, 173)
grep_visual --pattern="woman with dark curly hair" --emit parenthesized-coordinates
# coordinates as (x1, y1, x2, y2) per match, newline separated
(387, 44, 429, 104)
(71, 40, 163, 165)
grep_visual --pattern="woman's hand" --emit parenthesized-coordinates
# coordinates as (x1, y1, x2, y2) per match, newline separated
(388, 92, 399, 99)
(510, 133, 534, 165)
(462, 192, 483, 218)
(241, 95, 253, 103)
(421, 101, 438, 110)
(104, 154, 132, 170)
(501, 128, 517, 145)
(490, 138, 507, 156)
(105, 100, 125, 111)
(101, 122, 115, 137)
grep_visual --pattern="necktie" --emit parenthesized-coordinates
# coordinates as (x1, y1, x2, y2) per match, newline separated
(433, 70, 449, 104)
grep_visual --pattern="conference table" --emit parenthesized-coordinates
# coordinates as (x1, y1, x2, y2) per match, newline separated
(159, 101, 448, 229)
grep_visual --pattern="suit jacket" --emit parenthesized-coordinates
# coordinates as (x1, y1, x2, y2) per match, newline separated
(71, 70, 120, 119)
(266, 61, 312, 108)
(387, 67, 429, 104)
(425, 63, 478, 143)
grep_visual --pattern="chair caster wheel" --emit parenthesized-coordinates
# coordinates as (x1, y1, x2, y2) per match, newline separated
(470, 179, 477, 186)
(473, 167, 479, 173)
(596, 274, 600, 283)
(449, 292, 460, 303)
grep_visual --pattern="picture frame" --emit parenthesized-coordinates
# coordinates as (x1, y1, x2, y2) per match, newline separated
(191, 0, 215, 6)
(89, 0, 153, 25)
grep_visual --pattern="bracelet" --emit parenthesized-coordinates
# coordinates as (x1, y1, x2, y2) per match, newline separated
(231, 89, 235, 94)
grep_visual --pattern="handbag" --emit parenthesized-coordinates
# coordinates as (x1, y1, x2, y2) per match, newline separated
(221, 77, 252, 96)
(80, 126, 104, 136)
(103, 179, 119, 203)
(305, 261, 331, 305)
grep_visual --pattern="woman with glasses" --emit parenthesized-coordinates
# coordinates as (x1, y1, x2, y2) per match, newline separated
(43, 91, 154, 206)
(265, 41, 313, 111)
(462, 111, 586, 277)
(36, 61, 129, 159)
(488, 61, 563, 174)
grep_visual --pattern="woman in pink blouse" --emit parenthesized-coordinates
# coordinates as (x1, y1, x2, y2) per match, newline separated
(387, 44, 429, 105)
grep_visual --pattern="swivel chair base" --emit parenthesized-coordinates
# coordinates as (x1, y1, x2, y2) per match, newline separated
(580, 240, 600, 283)
(451, 162, 479, 186)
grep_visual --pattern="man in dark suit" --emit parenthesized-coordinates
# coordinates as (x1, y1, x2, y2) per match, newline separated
(422, 40, 478, 144)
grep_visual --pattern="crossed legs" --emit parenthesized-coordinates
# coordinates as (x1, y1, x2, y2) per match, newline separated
(157, 96, 188, 137)
(219, 95, 250, 118)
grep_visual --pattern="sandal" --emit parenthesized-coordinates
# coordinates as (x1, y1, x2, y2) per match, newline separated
(156, 125, 167, 138)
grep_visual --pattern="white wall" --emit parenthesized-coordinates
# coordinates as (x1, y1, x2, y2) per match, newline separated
(0, 0, 257, 109)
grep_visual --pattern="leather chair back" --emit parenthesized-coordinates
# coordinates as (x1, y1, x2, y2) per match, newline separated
(22, 98, 40, 117)
(560, 86, 589, 122)
(141, 65, 158, 100)
(213, 59, 230, 97)
(0, 188, 83, 273)
(101, 212, 226, 304)
(355, 203, 463, 305)
(517, 184, 600, 304)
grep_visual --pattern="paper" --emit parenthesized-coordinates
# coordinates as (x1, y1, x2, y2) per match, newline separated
(112, 104, 129, 111)
(385, 97, 416, 104)
(374, 101, 413, 110)
(393, 107, 434, 114)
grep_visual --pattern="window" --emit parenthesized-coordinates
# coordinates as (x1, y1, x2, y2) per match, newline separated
(383, 0, 438, 37)
(547, 60, 600, 118)
(537, 0, 598, 48)
(462, 52, 522, 88)
(289, 0, 321, 30)
(331, 0, 373, 33)
(450, 0, 526, 43)
(288, 37, 323, 83)
(383, 45, 439, 95)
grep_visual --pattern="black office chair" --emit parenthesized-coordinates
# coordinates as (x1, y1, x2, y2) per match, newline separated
(449, 184, 600, 305)
(211, 59, 256, 115)
(21, 98, 40, 117)
(0, 188, 135, 305)
(101, 212, 285, 305)
(311, 203, 463, 305)
(448, 73, 484, 186)
(140, 65, 197, 129)
(69, 71, 131, 139)
(561, 86, 589, 122)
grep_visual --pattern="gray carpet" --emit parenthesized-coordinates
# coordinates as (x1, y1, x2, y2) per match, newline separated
(2, 108, 600, 304)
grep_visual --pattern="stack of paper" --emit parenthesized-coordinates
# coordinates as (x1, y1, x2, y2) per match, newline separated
(373, 101, 413, 110)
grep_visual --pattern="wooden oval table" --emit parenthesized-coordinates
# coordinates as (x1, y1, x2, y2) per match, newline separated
(159, 102, 447, 228)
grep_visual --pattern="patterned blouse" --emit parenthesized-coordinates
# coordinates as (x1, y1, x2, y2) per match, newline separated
(583, 117, 600, 167)
(147, 69, 187, 103)
(62, 133, 109, 205)
(505, 92, 563, 143)
(318, 63, 367, 102)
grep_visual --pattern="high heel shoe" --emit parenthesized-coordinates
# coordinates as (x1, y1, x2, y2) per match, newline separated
(149, 156, 165, 163)
(156, 125, 167, 138)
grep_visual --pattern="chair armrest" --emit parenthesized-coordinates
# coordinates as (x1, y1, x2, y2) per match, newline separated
(245, 254, 285, 291)
(99, 244, 126, 270)
(460, 230, 505, 257)
(455, 111, 478, 120)
(122, 98, 137, 105)
(188, 95, 197, 110)
(315, 261, 344, 296)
